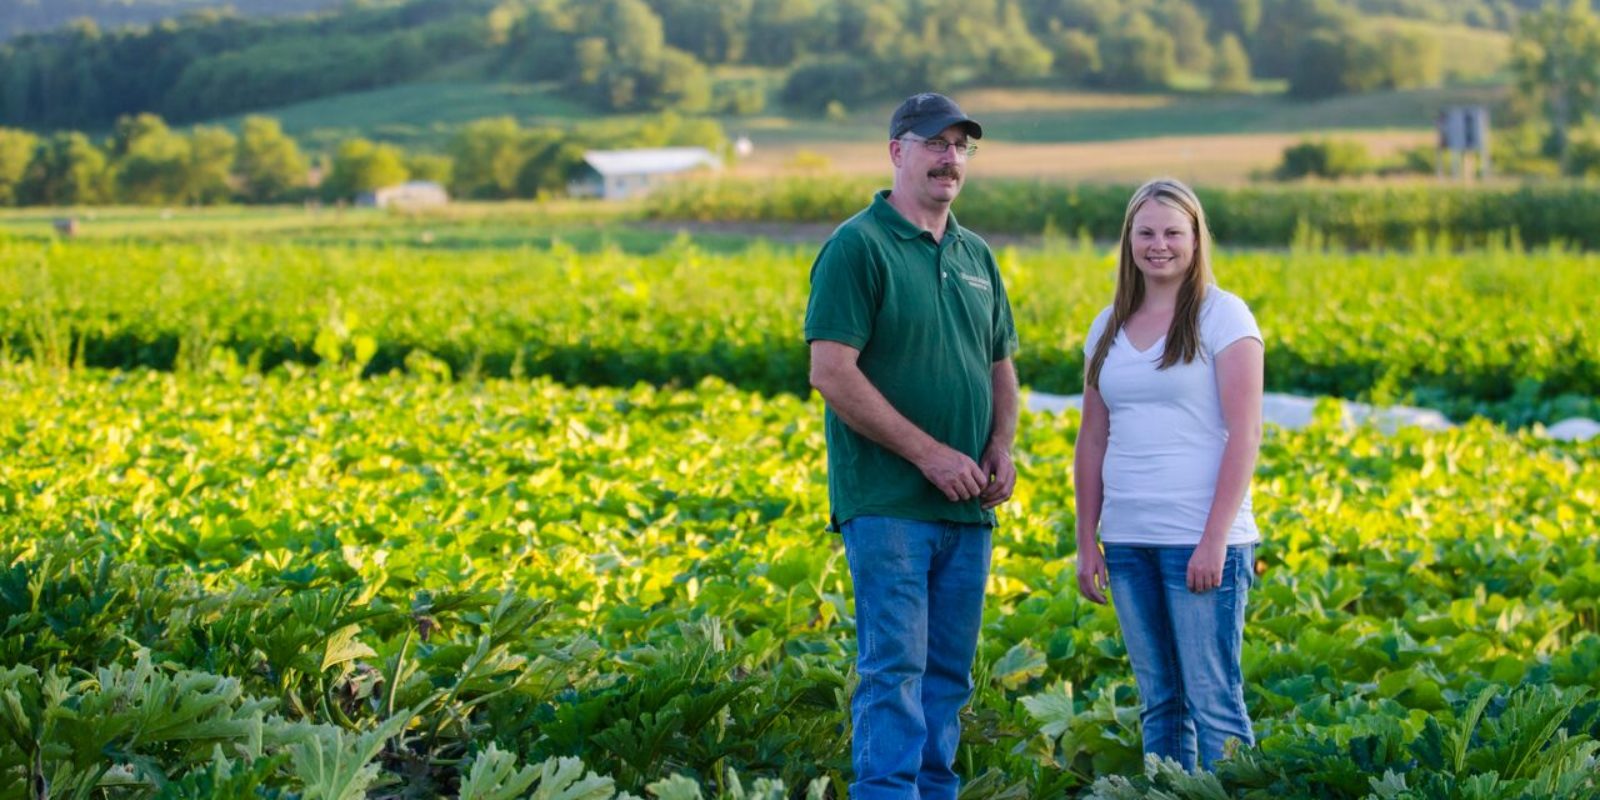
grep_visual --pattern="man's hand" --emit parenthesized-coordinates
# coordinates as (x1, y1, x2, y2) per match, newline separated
(978, 446, 1015, 509)
(916, 444, 989, 502)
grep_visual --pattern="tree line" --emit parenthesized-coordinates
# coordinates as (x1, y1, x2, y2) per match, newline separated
(0, 0, 1559, 129)
(0, 0, 345, 41)
(0, 0, 495, 129)
(0, 112, 725, 207)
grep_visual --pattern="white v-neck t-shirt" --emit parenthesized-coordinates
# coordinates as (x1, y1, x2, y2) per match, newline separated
(1084, 287, 1262, 546)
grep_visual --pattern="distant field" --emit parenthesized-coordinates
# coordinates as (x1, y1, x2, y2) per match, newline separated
(728, 130, 1433, 184)
(727, 85, 1505, 146)
(222, 82, 1508, 182)
(710, 84, 1499, 182)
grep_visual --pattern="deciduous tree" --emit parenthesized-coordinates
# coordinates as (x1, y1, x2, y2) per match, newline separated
(1512, 2, 1600, 174)
(0, 128, 39, 206)
(236, 116, 309, 203)
(323, 138, 408, 200)
(20, 132, 112, 206)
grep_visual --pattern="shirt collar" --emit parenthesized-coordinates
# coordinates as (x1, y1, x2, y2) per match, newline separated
(871, 190, 963, 243)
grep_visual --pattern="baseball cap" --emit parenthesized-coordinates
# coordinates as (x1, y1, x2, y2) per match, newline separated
(889, 92, 983, 141)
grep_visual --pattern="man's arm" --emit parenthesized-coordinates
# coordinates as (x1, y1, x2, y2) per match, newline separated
(978, 358, 1018, 509)
(809, 339, 989, 502)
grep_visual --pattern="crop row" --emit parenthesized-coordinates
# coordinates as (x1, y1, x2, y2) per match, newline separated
(645, 177, 1600, 251)
(2, 368, 1596, 797)
(2, 236, 1596, 425)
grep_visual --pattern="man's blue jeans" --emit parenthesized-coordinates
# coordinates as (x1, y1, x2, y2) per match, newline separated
(841, 516, 992, 800)
(1104, 543, 1256, 771)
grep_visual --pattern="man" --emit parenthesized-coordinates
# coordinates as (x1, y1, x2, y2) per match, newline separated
(804, 92, 1019, 800)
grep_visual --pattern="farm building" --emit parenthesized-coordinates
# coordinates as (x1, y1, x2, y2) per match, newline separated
(568, 148, 721, 200)
(356, 181, 449, 209)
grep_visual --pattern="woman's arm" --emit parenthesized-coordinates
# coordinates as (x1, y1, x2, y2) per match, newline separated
(1186, 337, 1265, 592)
(1074, 385, 1111, 603)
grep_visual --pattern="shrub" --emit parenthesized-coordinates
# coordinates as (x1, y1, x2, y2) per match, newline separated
(1275, 139, 1373, 180)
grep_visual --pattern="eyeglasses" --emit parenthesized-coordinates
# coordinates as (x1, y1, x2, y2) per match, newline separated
(899, 135, 978, 158)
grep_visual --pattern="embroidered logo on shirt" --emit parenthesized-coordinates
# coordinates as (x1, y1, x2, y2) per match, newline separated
(959, 273, 991, 292)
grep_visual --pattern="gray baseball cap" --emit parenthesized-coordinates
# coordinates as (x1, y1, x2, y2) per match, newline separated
(889, 92, 983, 140)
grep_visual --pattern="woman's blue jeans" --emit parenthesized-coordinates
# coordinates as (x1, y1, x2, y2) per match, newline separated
(1104, 543, 1256, 771)
(841, 515, 992, 800)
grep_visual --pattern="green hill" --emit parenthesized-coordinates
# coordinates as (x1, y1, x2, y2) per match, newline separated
(1364, 14, 1514, 84)
(0, 0, 1529, 135)
(221, 81, 593, 151)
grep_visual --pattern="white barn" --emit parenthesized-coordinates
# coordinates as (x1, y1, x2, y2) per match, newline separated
(356, 181, 449, 209)
(568, 148, 720, 200)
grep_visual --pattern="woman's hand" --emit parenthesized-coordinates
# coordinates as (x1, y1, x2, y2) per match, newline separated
(1077, 541, 1109, 604)
(1186, 539, 1227, 593)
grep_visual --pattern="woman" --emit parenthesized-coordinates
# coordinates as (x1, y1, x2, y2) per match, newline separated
(1073, 178, 1264, 772)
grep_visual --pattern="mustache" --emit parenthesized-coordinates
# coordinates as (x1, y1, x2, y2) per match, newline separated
(928, 165, 962, 179)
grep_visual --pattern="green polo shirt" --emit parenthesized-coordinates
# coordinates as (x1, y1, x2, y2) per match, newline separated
(804, 190, 1019, 530)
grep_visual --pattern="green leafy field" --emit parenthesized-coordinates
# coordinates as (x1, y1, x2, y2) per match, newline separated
(2, 368, 1596, 797)
(2, 233, 1595, 425)
(1, 210, 1595, 796)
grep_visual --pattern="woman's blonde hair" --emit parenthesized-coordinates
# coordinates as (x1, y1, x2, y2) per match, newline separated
(1085, 178, 1215, 390)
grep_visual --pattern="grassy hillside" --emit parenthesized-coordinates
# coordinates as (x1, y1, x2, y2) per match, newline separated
(217, 81, 594, 151)
(1365, 15, 1514, 83)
